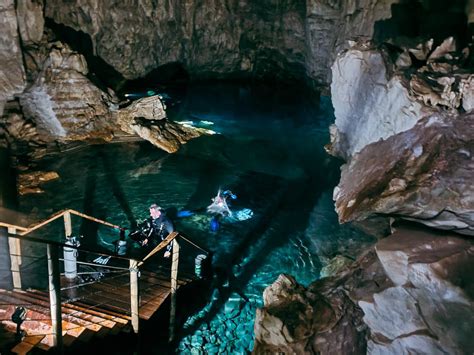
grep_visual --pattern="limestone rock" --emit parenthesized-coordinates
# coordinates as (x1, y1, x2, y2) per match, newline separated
(320, 255, 353, 278)
(329, 39, 472, 159)
(44, 0, 399, 87)
(0, 0, 26, 117)
(16, 0, 45, 44)
(254, 226, 474, 354)
(335, 112, 474, 235)
(306, 0, 398, 85)
(329, 47, 426, 158)
(115, 95, 205, 153)
(45, 0, 307, 82)
(461, 75, 474, 112)
(14, 42, 205, 153)
(19, 42, 114, 142)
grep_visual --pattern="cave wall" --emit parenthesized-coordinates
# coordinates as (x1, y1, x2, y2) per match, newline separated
(43, 0, 401, 87)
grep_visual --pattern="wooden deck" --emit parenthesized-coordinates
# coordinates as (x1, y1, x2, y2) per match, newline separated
(0, 269, 194, 353)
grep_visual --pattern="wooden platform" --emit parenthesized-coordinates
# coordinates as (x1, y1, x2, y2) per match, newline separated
(0, 270, 193, 354)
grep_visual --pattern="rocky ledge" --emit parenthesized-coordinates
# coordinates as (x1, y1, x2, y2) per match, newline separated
(254, 224, 474, 354)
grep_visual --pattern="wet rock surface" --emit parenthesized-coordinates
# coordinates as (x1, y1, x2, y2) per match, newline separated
(254, 224, 474, 354)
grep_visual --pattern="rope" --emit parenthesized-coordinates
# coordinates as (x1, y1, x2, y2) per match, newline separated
(179, 235, 209, 254)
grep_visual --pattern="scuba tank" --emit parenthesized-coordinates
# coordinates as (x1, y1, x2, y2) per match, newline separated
(63, 235, 80, 280)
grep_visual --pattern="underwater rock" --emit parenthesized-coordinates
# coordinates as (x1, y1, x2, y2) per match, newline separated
(253, 225, 474, 354)
(335, 111, 474, 236)
(18, 171, 59, 195)
(319, 255, 353, 278)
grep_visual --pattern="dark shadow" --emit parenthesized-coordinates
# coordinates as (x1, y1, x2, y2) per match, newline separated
(374, 0, 469, 48)
(99, 148, 137, 229)
(79, 150, 101, 244)
(45, 19, 125, 91)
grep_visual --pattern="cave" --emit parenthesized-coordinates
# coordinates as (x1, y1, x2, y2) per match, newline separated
(0, 0, 473, 354)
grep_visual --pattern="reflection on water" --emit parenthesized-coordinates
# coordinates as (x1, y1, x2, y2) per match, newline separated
(18, 83, 373, 353)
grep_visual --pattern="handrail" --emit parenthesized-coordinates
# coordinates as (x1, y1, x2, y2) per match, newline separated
(178, 233, 209, 254)
(68, 209, 123, 230)
(1, 208, 209, 261)
(140, 231, 179, 265)
(0, 209, 122, 236)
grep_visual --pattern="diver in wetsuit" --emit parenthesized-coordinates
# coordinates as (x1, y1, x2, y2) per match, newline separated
(207, 190, 237, 232)
(131, 203, 175, 257)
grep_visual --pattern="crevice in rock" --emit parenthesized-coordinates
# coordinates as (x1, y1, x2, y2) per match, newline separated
(44, 18, 125, 92)
(374, 0, 470, 48)
(117, 61, 189, 99)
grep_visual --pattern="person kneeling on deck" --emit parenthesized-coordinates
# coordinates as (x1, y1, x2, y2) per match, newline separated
(130, 204, 175, 257)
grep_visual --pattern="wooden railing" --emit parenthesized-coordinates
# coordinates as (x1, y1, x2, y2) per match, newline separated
(0, 208, 208, 347)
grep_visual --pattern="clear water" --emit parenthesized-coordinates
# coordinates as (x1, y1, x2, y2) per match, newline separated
(18, 83, 374, 353)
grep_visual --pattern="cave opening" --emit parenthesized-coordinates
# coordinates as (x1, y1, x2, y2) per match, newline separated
(374, 0, 469, 47)
(44, 18, 125, 92)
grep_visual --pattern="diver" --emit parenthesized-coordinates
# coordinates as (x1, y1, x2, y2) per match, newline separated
(207, 190, 237, 232)
(129, 203, 175, 257)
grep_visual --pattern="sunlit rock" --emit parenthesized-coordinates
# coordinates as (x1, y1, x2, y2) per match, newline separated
(0, 0, 26, 117)
(115, 95, 204, 153)
(254, 226, 474, 354)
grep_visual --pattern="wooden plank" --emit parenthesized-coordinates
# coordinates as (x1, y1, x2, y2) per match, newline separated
(169, 239, 179, 342)
(141, 231, 179, 264)
(47, 244, 62, 349)
(130, 259, 139, 334)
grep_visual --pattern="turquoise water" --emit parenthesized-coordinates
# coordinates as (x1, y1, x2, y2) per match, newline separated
(18, 83, 374, 353)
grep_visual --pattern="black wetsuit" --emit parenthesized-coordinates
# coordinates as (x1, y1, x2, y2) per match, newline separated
(149, 215, 175, 252)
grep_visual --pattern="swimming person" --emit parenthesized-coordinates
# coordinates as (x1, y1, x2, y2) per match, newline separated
(207, 190, 237, 231)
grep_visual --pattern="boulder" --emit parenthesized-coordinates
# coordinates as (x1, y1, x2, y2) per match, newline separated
(254, 225, 474, 354)
(334, 112, 474, 235)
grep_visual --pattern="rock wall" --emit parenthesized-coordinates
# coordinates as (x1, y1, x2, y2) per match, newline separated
(44, 0, 308, 82)
(254, 224, 474, 354)
(0, 0, 26, 117)
(329, 38, 474, 234)
(43, 0, 401, 87)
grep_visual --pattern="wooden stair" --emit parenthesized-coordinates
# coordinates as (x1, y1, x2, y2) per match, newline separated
(0, 288, 131, 354)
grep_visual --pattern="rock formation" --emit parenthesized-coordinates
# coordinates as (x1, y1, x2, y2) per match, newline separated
(0, 0, 26, 117)
(329, 38, 474, 235)
(43, 0, 404, 87)
(254, 224, 474, 354)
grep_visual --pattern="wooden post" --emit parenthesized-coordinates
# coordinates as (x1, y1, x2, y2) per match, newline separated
(130, 259, 139, 333)
(8, 228, 21, 289)
(47, 244, 63, 350)
(169, 239, 180, 342)
(63, 211, 72, 237)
